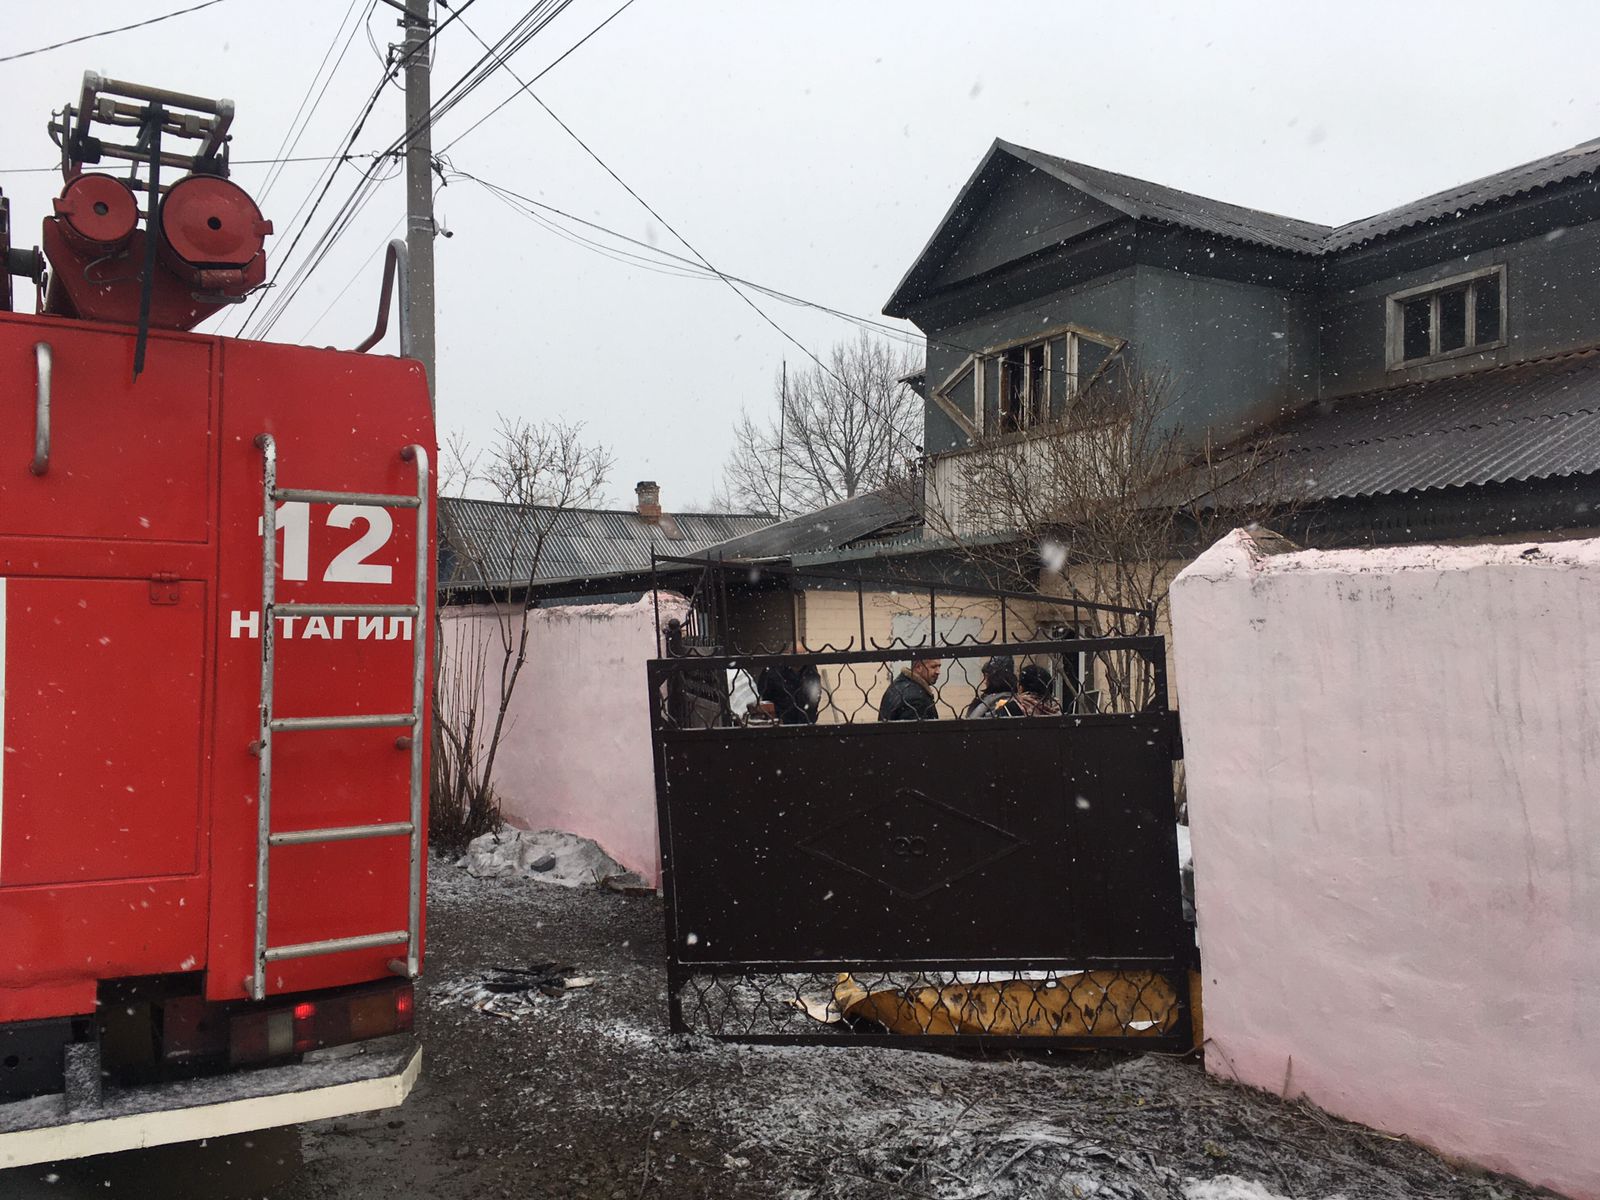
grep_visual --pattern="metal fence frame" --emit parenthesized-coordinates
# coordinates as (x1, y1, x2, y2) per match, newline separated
(647, 583, 1193, 1049)
(649, 552, 1158, 659)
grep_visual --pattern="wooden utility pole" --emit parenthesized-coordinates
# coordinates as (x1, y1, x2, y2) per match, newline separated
(776, 358, 786, 518)
(403, 0, 436, 411)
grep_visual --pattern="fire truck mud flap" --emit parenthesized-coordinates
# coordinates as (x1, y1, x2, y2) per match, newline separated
(0, 1035, 420, 1170)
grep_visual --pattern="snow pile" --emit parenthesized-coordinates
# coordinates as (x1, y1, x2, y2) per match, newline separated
(457, 829, 626, 887)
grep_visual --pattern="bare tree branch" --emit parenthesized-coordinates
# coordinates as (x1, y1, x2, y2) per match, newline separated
(916, 364, 1289, 709)
(720, 331, 923, 517)
(430, 418, 615, 854)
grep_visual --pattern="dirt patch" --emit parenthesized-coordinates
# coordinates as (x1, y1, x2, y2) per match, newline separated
(259, 864, 1557, 1199)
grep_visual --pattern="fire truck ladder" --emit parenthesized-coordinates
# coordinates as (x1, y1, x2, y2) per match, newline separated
(248, 433, 430, 1002)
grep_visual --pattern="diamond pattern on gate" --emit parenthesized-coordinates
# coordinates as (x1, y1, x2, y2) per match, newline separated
(799, 786, 1022, 901)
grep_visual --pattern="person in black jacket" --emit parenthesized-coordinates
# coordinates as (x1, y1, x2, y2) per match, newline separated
(962, 655, 1021, 719)
(755, 661, 821, 725)
(877, 656, 942, 721)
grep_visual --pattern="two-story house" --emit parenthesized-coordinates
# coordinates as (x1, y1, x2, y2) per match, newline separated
(887, 136, 1600, 551)
(691, 136, 1600, 719)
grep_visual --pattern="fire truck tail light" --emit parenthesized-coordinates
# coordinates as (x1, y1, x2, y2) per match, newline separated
(229, 983, 413, 1064)
(291, 1002, 318, 1053)
(350, 983, 413, 1038)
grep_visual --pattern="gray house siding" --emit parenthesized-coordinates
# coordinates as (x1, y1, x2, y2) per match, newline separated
(1319, 215, 1600, 397)
(1133, 265, 1318, 442)
(917, 263, 1315, 454)
(924, 163, 1121, 293)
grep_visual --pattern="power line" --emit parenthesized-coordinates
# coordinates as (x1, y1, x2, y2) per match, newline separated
(257, 0, 371, 205)
(451, 166, 926, 348)
(438, 0, 641, 157)
(247, 151, 400, 337)
(452, 12, 925, 456)
(251, 0, 486, 309)
(454, 169, 1083, 377)
(0, 0, 232, 64)
(466, 173, 716, 281)
(0, 154, 380, 174)
(393, 0, 575, 152)
(297, 213, 407, 344)
(246, 0, 548, 339)
(235, 65, 396, 337)
(247, 0, 568, 338)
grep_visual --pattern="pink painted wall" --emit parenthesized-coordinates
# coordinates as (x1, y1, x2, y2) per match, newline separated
(1170, 530, 1600, 1199)
(439, 593, 686, 886)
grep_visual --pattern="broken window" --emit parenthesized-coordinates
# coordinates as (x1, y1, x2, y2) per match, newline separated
(998, 346, 1028, 432)
(934, 328, 1122, 440)
(1047, 336, 1074, 420)
(1388, 266, 1505, 368)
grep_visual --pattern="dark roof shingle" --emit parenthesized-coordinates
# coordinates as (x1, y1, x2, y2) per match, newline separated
(1327, 137, 1600, 250)
(1015, 136, 1600, 257)
(690, 489, 920, 561)
(1002, 141, 1333, 255)
(1232, 351, 1600, 503)
(439, 497, 772, 591)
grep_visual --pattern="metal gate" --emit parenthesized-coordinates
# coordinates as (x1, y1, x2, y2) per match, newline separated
(647, 561, 1194, 1049)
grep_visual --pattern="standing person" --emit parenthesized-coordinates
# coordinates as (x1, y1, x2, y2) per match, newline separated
(1015, 664, 1063, 716)
(878, 656, 942, 721)
(755, 658, 822, 725)
(963, 655, 1022, 719)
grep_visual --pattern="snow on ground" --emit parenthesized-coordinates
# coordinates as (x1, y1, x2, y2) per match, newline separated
(249, 852, 1559, 1200)
(1184, 1179, 1296, 1200)
(456, 828, 627, 887)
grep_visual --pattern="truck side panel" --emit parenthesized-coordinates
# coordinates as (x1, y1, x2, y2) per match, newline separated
(0, 317, 215, 1023)
(0, 314, 433, 1021)
(206, 338, 433, 1002)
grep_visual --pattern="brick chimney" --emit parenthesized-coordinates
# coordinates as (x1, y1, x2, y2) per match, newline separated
(635, 480, 662, 522)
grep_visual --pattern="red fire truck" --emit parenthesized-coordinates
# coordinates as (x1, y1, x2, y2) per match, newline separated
(0, 75, 433, 1168)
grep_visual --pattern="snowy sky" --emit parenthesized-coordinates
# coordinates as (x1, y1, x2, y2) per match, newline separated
(5, 1, 1600, 508)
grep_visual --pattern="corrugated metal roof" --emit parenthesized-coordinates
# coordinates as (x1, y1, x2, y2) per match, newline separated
(1327, 138, 1600, 250)
(438, 496, 772, 591)
(1006, 137, 1600, 258)
(1004, 142, 1332, 255)
(1238, 350, 1600, 503)
(690, 489, 921, 561)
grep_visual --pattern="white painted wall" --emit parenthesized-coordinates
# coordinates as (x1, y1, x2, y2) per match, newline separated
(439, 593, 687, 885)
(1171, 530, 1600, 1200)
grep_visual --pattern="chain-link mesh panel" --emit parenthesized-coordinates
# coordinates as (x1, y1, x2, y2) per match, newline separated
(673, 968, 1190, 1047)
(652, 637, 1168, 731)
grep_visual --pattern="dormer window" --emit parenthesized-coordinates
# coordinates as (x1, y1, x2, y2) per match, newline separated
(929, 324, 1123, 440)
(1386, 266, 1505, 369)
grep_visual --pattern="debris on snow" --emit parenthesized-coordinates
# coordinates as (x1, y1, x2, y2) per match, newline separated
(434, 962, 597, 1018)
(600, 870, 655, 897)
(408, 866, 1555, 1200)
(458, 829, 627, 887)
